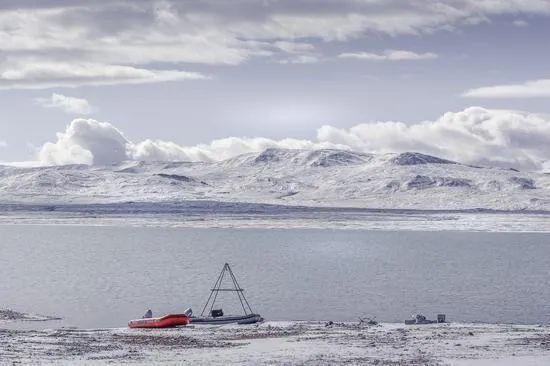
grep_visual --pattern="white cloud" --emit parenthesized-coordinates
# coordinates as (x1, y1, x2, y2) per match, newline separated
(513, 19, 529, 26)
(338, 50, 438, 61)
(273, 41, 319, 64)
(38, 119, 343, 166)
(36, 107, 550, 171)
(0, 1, 549, 88)
(129, 136, 341, 162)
(38, 119, 129, 165)
(317, 107, 550, 171)
(273, 41, 316, 54)
(462, 79, 550, 98)
(35, 93, 92, 114)
(0, 63, 208, 90)
(277, 55, 320, 64)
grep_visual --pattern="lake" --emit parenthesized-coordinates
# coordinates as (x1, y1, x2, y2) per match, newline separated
(0, 225, 549, 328)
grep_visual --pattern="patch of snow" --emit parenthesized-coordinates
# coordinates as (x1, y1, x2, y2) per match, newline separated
(391, 152, 456, 166)
(306, 149, 372, 167)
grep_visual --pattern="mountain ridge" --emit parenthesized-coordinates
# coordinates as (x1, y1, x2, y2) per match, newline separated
(1, 148, 549, 211)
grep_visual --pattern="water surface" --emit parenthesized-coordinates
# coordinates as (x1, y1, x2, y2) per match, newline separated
(0, 225, 549, 328)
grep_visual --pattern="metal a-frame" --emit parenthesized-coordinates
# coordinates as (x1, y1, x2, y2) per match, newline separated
(200, 263, 254, 317)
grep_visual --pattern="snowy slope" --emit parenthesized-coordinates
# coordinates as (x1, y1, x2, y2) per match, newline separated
(1, 148, 550, 210)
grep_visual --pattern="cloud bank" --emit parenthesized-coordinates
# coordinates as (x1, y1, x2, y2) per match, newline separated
(463, 79, 550, 98)
(36, 107, 550, 171)
(38, 119, 344, 166)
(317, 107, 550, 171)
(35, 93, 92, 114)
(1, 1, 550, 88)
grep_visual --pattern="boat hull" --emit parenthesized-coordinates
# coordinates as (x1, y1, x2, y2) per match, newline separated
(190, 313, 263, 325)
(128, 314, 189, 328)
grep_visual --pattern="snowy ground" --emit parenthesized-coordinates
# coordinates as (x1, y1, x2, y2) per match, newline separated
(1, 202, 550, 232)
(1, 321, 550, 365)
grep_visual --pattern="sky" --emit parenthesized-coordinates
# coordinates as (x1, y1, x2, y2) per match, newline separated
(1, 0, 550, 170)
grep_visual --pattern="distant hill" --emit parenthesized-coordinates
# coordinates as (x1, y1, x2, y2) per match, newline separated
(1, 148, 549, 210)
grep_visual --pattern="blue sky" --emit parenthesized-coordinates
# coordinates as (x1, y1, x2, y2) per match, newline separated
(1, 1, 550, 169)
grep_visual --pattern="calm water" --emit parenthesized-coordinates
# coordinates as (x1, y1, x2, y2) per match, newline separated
(0, 225, 549, 328)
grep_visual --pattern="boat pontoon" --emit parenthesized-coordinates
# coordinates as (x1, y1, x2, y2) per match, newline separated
(190, 263, 263, 325)
(128, 313, 189, 328)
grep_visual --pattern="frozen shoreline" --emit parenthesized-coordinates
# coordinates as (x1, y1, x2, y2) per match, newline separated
(1, 201, 550, 232)
(1, 321, 550, 365)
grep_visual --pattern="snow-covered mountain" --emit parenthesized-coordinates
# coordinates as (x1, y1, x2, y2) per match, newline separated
(1, 148, 549, 210)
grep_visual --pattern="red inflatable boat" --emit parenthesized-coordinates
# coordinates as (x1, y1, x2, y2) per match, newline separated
(128, 314, 189, 329)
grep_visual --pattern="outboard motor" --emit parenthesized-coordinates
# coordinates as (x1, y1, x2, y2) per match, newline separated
(183, 308, 193, 317)
(415, 314, 426, 323)
(143, 309, 153, 319)
(211, 309, 224, 318)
